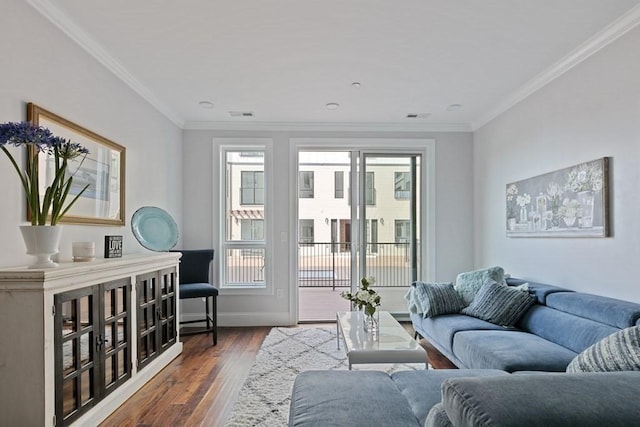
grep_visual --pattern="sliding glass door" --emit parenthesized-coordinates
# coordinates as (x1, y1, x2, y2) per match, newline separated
(297, 150, 421, 321)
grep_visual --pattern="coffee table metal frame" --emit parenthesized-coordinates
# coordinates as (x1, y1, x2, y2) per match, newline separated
(336, 311, 428, 370)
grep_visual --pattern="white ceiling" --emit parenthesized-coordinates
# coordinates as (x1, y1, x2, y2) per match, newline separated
(28, 0, 640, 130)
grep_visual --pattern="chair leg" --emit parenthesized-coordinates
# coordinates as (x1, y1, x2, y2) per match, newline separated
(213, 295, 217, 346)
(205, 297, 211, 330)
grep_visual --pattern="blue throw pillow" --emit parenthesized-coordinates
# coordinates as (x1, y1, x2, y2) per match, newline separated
(566, 326, 640, 373)
(455, 266, 505, 306)
(409, 282, 465, 318)
(461, 279, 535, 327)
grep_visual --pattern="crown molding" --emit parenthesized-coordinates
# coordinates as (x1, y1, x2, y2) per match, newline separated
(472, 4, 640, 131)
(25, 0, 185, 128)
(183, 120, 472, 132)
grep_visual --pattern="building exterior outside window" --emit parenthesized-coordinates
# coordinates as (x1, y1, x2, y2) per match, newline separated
(299, 171, 314, 198)
(395, 171, 410, 200)
(241, 171, 264, 205)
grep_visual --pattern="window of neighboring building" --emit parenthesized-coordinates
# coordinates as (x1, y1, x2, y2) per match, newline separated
(334, 171, 344, 199)
(299, 171, 314, 198)
(369, 219, 378, 253)
(241, 171, 264, 205)
(299, 219, 314, 244)
(365, 171, 375, 205)
(395, 219, 410, 244)
(395, 171, 411, 200)
(241, 219, 264, 241)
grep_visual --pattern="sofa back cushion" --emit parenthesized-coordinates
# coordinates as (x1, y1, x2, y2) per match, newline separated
(505, 278, 573, 304)
(545, 292, 640, 329)
(518, 304, 620, 353)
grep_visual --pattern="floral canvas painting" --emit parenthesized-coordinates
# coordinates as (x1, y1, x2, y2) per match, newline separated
(506, 157, 609, 237)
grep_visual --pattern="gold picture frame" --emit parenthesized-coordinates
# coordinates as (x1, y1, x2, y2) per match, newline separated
(27, 103, 126, 226)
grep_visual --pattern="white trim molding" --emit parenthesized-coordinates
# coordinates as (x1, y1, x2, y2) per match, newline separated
(472, 3, 640, 131)
(24, 0, 185, 128)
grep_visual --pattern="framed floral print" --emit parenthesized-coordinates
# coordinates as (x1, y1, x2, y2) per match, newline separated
(506, 157, 609, 237)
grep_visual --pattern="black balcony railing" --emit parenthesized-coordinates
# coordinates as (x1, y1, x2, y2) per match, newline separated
(298, 242, 415, 289)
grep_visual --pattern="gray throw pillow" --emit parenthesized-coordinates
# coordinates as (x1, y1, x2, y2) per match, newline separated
(566, 326, 640, 373)
(455, 266, 505, 306)
(461, 279, 535, 327)
(413, 282, 465, 318)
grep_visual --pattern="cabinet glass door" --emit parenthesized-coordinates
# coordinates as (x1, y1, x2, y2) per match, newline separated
(137, 268, 177, 370)
(54, 287, 99, 426)
(102, 280, 131, 395)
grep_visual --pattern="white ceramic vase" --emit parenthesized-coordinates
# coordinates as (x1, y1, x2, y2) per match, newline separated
(20, 225, 63, 269)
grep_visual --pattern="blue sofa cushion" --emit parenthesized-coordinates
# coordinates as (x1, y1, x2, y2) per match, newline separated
(454, 266, 504, 305)
(390, 369, 508, 425)
(439, 372, 640, 427)
(406, 282, 465, 318)
(546, 292, 640, 329)
(289, 371, 422, 427)
(413, 313, 505, 356)
(461, 280, 535, 326)
(506, 277, 574, 304)
(424, 403, 452, 427)
(452, 330, 577, 372)
(567, 326, 640, 373)
(517, 304, 620, 354)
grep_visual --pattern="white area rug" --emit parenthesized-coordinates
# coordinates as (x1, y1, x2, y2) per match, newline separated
(224, 326, 424, 427)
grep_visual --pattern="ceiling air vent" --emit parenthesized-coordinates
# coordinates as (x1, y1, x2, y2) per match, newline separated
(229, 111, 254, 117)
(406, 113, 430, 119)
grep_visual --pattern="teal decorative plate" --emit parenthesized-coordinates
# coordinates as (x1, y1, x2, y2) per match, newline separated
(131, 206, 178, 251)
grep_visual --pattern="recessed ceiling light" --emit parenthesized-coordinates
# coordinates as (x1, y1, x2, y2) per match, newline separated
(446, 104, 462, 111)
(326, 103, 340, 110)
(199, 101, 214, 109)
(351, 82, 361, 88)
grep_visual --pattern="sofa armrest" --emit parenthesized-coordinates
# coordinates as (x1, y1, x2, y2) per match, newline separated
(440, 372, 640, 426)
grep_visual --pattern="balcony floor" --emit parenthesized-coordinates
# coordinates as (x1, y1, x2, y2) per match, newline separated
(299, 287, 351, 322)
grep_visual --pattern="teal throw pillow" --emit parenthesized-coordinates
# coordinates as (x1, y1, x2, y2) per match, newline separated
(455, 266, 505, 306)
(461, 279, 535, 327)
(566, 326, 640, 373)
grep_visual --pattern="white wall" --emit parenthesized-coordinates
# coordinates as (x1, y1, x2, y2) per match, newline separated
(0, 0, 183, 268)
(473, 26, 640, 302)
(182, 130, 473, 325)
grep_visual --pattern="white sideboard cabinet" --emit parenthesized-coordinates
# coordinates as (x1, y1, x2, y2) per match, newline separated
(0, 253, 183, 427)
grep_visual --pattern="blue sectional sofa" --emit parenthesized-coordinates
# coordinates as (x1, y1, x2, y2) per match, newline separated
(411, 278, 640, 372)
(289, 278, 640, 426)
(290, 370, 640, 426)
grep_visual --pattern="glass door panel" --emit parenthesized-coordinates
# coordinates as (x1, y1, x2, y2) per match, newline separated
(361, 154, 421, 313)
(297, 151, 352, 321)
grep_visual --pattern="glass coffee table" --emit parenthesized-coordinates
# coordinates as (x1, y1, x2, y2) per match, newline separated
(336, 311, 428, 370)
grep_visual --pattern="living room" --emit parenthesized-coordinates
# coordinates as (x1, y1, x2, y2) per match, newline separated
(1, 1, 640, 426)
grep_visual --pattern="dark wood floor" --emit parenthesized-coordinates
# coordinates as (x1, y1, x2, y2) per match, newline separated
(100, 327, 270, 426)
(101, 325, 454, 426)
